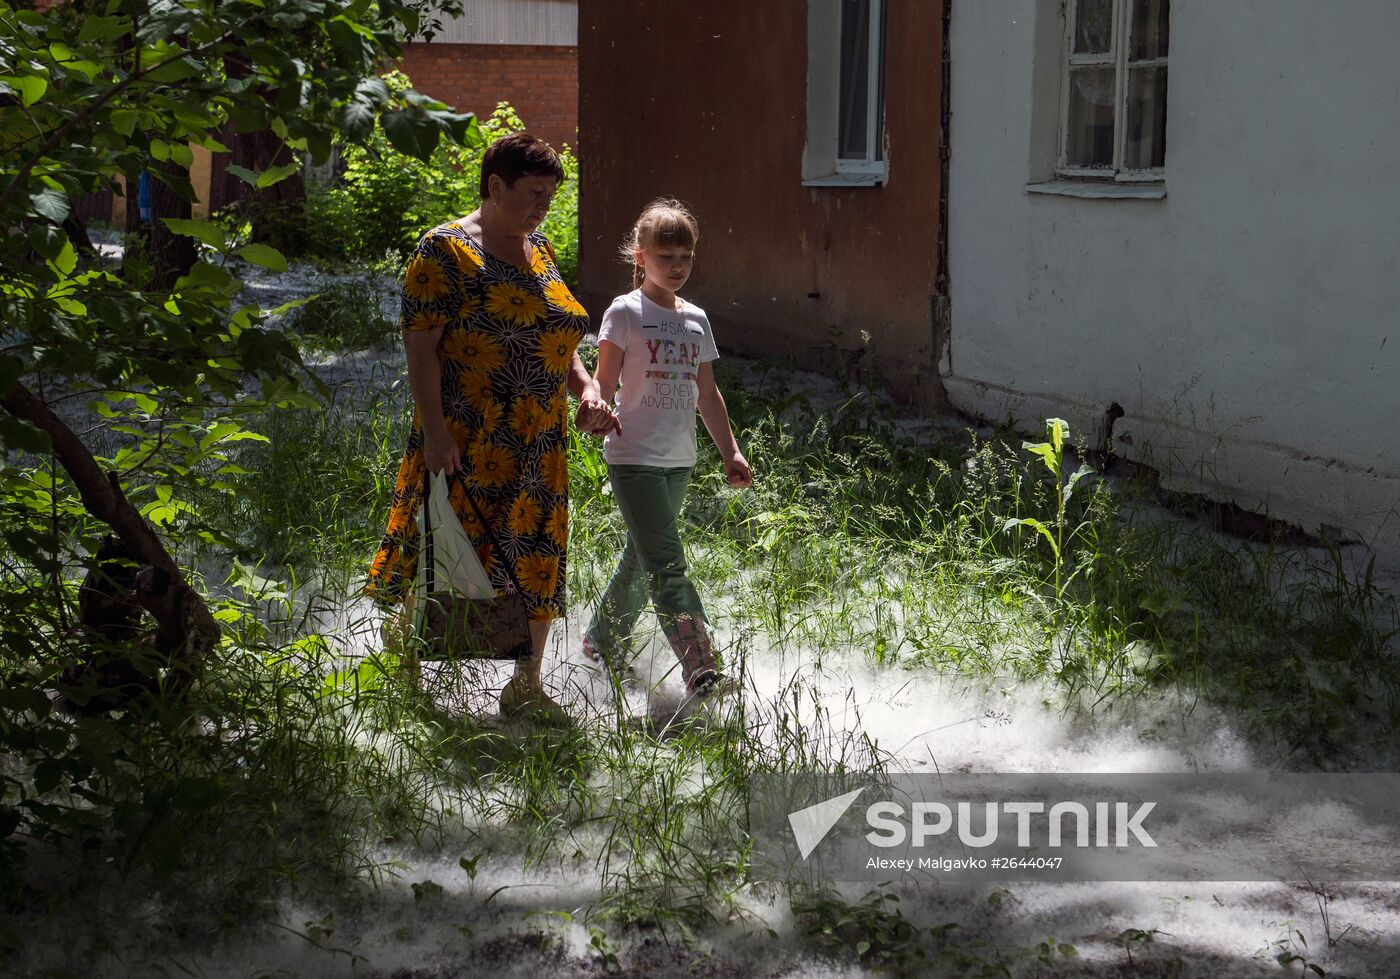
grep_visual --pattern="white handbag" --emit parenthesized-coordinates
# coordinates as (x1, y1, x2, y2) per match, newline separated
(411, 470, 532, 661)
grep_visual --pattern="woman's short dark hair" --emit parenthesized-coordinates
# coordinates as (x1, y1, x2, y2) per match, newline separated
(479, 133, 566, 199)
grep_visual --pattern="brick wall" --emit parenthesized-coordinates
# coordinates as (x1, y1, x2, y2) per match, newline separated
(398, 43, 578, 151)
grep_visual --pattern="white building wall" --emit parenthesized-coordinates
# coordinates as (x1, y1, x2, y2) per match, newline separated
(947, 0, 1400, 548)
(430, 0, 576, 45)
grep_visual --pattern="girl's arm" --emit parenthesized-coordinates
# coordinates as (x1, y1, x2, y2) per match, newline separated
(405, 325, 460, 474)
(696, 362, 753, 488)
(593, 339, 625, 404)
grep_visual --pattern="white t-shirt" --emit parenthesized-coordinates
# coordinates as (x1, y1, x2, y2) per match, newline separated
(597, 289, 720, 467)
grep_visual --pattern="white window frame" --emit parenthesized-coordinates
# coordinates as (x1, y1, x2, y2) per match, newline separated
(804, 0, 887, 187)
(1058, 0, 1168, 183)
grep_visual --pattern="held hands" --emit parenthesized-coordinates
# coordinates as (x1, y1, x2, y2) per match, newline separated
(574, 396, 622, 437)
(722, 451, 754, 488)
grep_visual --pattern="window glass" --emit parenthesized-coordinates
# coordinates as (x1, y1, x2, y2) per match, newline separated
(1074, 0, 1114, 55)
(1124, 65, 1168, 168)
(838, 0, 871, 160)
(1065, 67, 1116, 168)
(1130, 0, 1169, 61)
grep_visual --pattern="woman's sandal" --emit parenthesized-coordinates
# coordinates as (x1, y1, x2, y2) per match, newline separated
(498, 675, 572, 727)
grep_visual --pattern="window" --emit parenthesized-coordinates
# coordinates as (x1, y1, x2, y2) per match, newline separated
(804, 0, 887, 186)
(1060, 0, 1168, 180)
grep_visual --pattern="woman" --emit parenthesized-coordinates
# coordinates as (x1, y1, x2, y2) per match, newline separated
(367, 133, 616, 723)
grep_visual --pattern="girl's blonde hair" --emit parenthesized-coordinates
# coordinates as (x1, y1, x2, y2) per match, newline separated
(619, 198, 699, 289)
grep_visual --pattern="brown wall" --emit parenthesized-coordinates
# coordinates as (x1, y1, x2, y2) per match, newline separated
(579, 1, 945, 407)
(399, 43, 579, 151)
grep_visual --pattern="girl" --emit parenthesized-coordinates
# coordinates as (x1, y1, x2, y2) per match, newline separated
(583, 198, 753, 701)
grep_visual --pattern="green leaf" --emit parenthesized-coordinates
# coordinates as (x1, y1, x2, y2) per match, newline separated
(66, 60, 103, 82)
(169, 142, 194, 168)
(48, 240, 77, 278)
(78, 14, 130, 43)
(443, 110, 481, 148)
(1004, 516, 1060, 560)
(147, 166, 197, 203)
(27, 223, 68, 261)
(255, 162, 301, 188)
(1046, 417, 1068, 456)
(226, 165, 259, 186)
(110, 108, 139, 136)
(173, 261, 235, 295)
(0, 414, 50, 453)
(382, 107, 441, 161)
(172, 104, 217, 131)
(8, 74, 48, 107)
(1063, 464, 1094, 505)
(142, 502, 179, 525)
(266, 295, 315, 318)
(237, 243, 288, 272)
(0, 355, 24, 392)
(1022, 441, 1059, 477)
(355, 76, 391, 103)
(29, 188, 70, 224)
(0, 684, 48, 713)
(33, 759, 65, 795)
(338, 96, 376, 142)
(161, 218, 227, 250)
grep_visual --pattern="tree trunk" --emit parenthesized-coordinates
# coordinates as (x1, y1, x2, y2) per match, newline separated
(229, 126, 308, 254)
(220, 52, 307, 254)
(120, 159, 198, 292)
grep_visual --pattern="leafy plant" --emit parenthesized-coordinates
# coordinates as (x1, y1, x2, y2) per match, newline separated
(1272, 927, 1327, 976)
(305, 94, 580, 284)
(791, 887, 930, 971)
(1004, 417, 1096, 598)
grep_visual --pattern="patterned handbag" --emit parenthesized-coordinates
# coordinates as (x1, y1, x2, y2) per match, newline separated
(413, 471, 533, 661)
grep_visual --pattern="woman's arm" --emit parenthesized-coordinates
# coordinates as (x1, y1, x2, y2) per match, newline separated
(405, 326, 460, 474)
(696, 362, 753, 487)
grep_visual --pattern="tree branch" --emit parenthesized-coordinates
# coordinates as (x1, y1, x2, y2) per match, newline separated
(1, 380, 220, 677)
(0, 29, 237, 214)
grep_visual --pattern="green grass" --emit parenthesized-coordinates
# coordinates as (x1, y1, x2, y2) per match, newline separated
(4, 305, 1398, 970)
(281, 277, 398, 354)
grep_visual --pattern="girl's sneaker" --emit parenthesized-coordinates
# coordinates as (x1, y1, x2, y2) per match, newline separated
(668, 671, 738, 727)
(665, 615, 730, 699)
(687, 669, 736, 701)
(582, 637, 641, 685)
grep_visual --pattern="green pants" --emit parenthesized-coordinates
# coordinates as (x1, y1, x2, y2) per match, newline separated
(586, 464, 707, 661)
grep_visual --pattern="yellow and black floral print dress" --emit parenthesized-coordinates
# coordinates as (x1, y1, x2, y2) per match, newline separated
(367, 224, 587, 619)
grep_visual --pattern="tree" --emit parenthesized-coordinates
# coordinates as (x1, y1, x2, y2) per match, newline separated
(0, 0, 480, 687)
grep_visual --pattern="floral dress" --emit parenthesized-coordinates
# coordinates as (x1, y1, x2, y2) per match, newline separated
(366, 223, 587, 619)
